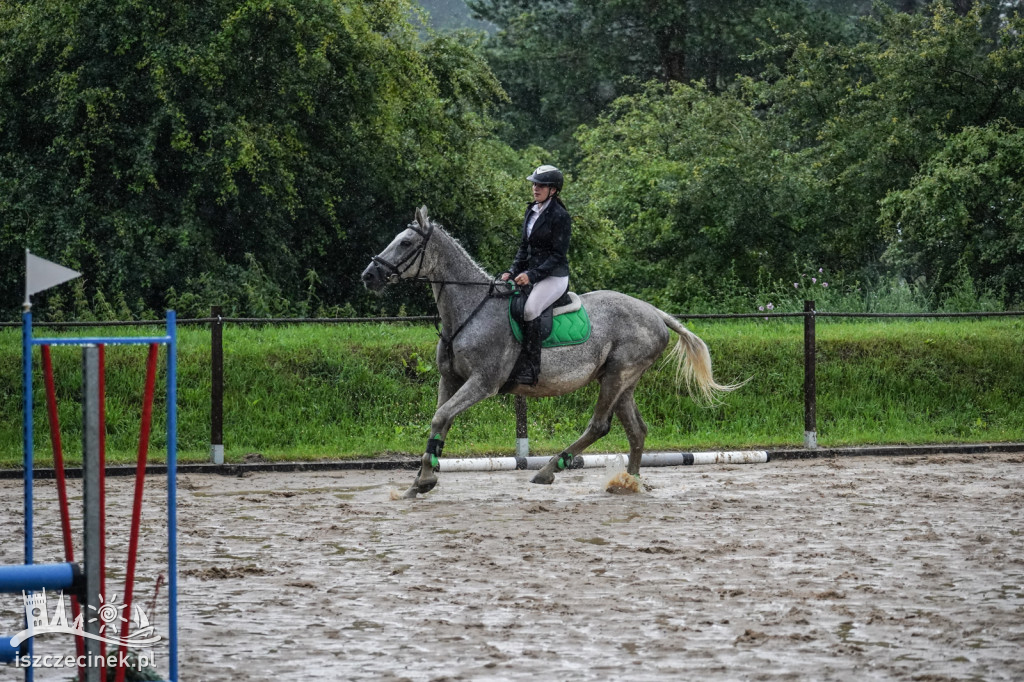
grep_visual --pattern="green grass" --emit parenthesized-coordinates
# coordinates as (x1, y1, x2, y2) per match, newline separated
(1, 317, 1022, 468)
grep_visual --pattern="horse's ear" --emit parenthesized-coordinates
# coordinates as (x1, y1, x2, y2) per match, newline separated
(415, 205, 429, 229)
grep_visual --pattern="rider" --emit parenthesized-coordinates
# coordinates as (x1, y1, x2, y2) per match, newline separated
(500, 165, 571, 386)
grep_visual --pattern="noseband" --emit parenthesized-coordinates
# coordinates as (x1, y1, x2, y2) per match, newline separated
(370, 220, 434, 283)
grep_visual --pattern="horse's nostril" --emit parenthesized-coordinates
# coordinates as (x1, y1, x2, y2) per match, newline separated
(362, 271, 375, 282)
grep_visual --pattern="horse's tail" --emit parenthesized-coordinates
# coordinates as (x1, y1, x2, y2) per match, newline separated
(656, 309, 746, 405)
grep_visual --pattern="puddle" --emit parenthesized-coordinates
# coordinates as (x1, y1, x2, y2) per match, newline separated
(575, 537, 610, 545)
(192, 484, 385, 497)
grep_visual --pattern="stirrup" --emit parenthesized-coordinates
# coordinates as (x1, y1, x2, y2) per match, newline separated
(514, 361, 538, 386)
(515, 369, 538, 386)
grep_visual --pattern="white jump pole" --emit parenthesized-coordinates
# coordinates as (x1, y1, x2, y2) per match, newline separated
(436, 450, 769, 472)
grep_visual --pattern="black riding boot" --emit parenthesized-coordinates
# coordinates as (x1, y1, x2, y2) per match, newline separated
(514, 319, 543, 386)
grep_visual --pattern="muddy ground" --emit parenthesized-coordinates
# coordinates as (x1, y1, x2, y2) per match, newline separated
(2, 452, 1023, 681)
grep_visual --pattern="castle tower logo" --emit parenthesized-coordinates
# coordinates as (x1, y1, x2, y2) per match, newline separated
(10, 590, 160, 648)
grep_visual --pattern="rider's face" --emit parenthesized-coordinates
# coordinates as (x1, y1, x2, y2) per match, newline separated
(532, 183, 555, 203)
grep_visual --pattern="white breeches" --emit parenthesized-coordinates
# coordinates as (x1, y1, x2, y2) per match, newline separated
(524, 276, 570, 322)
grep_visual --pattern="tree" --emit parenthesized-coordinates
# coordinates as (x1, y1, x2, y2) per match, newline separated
(571, 1, 1024, 310)
(0, 0, 517, 319)
(574, 82, 816, 308)
(415, 0, 495, 31)
(751, 1, 1024, 286)
(467, 0, 849, 152)
(880, 122, 1024, 302)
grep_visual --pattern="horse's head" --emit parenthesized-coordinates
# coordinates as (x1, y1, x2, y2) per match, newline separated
(361, 206, 435, 292)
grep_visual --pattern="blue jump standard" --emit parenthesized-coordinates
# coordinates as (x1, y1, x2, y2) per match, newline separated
(16, 310, 180, 682)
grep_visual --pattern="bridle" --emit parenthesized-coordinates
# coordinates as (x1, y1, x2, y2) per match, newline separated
(369, 220, 435, 284)
(369, 219, 518, 369)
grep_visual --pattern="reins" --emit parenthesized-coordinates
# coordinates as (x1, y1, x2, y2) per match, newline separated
(432, 278, 516, 369)
(416, 278, 504, 286)
(371, 220, 516, 369)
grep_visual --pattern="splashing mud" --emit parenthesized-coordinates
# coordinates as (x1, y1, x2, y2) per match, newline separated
(604, 470, 642, 494)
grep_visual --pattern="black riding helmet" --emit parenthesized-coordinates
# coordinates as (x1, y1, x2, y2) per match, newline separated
(527, 165, 564, 191)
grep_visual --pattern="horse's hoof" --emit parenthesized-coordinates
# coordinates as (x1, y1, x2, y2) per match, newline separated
(414, 475, 438, 494)
(401, 486, 420, 499)
(530, 471, 554, 485)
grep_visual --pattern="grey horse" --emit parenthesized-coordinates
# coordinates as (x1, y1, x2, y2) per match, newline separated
(361, 207, 740, 498)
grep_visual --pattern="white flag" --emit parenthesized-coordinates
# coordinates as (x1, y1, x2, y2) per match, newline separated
(25, 249, 82, 304)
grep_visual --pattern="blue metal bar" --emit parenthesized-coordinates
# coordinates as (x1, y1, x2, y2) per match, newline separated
(1, 636, 21, 664)
(31, 336, 172, 347)
(0, 563, 78, 593)
(21, 312, 33, 568)
(21, 311, 34, 682)
(166, 311, 179, 682)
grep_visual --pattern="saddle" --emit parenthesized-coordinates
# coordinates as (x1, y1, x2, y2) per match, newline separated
(508, 289, 590, 348)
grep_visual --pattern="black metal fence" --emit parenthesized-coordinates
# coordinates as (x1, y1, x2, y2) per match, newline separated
(5, 303, 1022, 460)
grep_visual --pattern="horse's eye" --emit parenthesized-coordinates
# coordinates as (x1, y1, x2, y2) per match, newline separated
(400, 240, 412, 247)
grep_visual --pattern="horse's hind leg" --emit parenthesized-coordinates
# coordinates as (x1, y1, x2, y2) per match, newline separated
(531, 370, 643, 484)
(614, 390, 648, 477)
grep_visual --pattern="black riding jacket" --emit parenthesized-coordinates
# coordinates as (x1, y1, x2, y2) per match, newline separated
(509, 199, 571, 283)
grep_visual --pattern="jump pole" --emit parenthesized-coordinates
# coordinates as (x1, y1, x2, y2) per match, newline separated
(436, 450, 770, 472)
(82, 345, 103, 682)
(41, 345, 87, 676)
(114, 343, 159, 682)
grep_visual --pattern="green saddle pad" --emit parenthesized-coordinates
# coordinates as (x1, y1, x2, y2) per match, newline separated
(509, 300, 591, 348)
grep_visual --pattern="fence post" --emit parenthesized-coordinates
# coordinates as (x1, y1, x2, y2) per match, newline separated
(210, 306, 224, 464)
(515, 395, 529, 457)
(804, 300, 818, 449)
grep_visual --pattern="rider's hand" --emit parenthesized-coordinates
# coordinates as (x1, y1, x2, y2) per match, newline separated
(500, 272, 511, 281)
(514, 273, 531, 286)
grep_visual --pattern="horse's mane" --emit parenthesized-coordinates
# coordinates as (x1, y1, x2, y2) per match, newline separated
(425, 216, 492, 280)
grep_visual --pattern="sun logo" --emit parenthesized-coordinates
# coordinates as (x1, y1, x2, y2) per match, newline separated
(87, 593, 128, 636)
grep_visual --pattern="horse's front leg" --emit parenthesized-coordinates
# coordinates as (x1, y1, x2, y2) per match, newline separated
(403, 375, 495, 499)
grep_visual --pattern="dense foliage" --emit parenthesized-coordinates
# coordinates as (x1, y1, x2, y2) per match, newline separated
(1, 0, 1021, 321)
(570, 2, 1024, 309)
(0, 0, 522, 319)
(466, 0, 852, 152)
